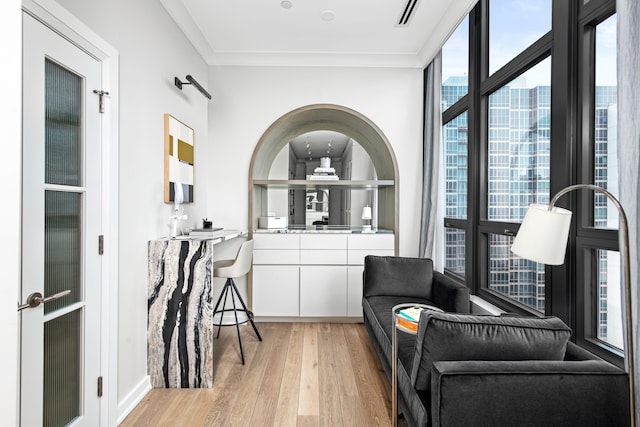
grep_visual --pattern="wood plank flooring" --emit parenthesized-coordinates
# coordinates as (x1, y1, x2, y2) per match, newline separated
(120, 322, 401, 427)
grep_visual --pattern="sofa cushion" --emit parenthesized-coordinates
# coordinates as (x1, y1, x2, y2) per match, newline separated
(410, 312, 572, 392)
(363, 256, 434, 300)
(363, 295, 438, 375)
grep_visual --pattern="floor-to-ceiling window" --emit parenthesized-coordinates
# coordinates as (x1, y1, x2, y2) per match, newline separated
(439, 0, 621, 365)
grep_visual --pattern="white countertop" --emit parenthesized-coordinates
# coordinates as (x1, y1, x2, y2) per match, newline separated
(162, 229, 246, 242)
(253, 228, 393, 234)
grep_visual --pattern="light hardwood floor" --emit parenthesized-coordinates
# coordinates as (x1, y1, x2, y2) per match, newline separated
(120, 322, 402, 427)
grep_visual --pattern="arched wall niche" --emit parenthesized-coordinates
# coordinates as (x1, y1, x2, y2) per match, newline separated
(250, 104, 398, 181)
(248, 103, 399, 250)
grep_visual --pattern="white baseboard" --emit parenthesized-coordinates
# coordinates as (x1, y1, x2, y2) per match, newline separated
(117, 375, 151, 425)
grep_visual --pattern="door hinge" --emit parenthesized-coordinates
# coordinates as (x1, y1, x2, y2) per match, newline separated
(98, 235, 104, 255)
(97, 376, 103, 397)
(93, 89, 110, 113)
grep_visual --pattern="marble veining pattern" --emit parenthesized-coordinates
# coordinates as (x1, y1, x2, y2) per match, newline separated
(148, 239, 214, 388)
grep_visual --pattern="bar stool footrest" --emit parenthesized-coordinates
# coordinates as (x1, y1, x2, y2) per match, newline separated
(213, 309, 254, 326)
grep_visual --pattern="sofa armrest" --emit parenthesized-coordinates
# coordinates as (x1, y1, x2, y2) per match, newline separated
(431, 360, 630, 427)
(431, 271, 470, 313)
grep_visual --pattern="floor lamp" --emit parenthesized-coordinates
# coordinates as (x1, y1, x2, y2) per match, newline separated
(511, 184, 635, 427)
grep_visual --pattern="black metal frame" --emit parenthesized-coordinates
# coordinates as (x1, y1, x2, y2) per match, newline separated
(440, 0, 621, 366)
(212, 278, 262, 365)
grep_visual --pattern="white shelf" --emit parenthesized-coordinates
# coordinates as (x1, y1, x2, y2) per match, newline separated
(253, 179, 394, 190)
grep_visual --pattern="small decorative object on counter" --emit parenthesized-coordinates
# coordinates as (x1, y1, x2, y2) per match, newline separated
(202, 218, 212, 229)
(168, 181, 187, 238)
(361, 205, 373, 233)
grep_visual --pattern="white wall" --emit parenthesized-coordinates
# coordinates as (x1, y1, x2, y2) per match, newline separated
(19, 0, 425, 420)
(207, 65, 424, 256)
(54, 0, 209, 417)
(1, 0, 22, 425)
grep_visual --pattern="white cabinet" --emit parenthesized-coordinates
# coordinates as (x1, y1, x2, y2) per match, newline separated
(254, 233, 300, 250)
(300, 234, 347, 265)
(252, 234, 300, 316)
(346, 233, 394, 316)
(347, 233, 395, 264)
(347, 266, 365, 316)
(252, 233, 394, 318)
(299, 235, 348, 317)
(300, 266, 347, 316)
(252, 265, 299, 316)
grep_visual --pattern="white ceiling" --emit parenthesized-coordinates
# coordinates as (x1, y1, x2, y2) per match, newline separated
(289, 131, 352, 160)
(160, 0, 477, 67)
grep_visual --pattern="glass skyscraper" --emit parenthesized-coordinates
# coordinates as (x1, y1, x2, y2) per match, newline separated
(443, 76, 617, 329)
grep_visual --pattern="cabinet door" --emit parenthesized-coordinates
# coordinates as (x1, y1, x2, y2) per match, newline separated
(300, 234, 348, 249)
(347, 266, 364, 317)
(253, 233, 299, 249)
(347, 233, 395, 265)
(347, 233, 394, 250)
(347, 249, 394, 265)
(300, 266, 347, 316)
(252, 265, 299, 316)
(300, 249, 347, 265)
(254, 249, 299, 265)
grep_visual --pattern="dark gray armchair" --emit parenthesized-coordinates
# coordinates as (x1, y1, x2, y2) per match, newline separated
(362, 255, 630, 427)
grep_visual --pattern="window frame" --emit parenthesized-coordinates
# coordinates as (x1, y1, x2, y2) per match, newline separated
(439, 0, 622, 367)
(575, 2, 619, 361)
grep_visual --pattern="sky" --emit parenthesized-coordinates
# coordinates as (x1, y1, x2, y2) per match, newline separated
(441, 1, 618, 88)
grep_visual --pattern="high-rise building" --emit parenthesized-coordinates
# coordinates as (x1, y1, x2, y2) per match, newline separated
(443, 76, 617, 325)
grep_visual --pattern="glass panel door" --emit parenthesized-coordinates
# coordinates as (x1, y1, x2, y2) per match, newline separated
(43, 58, 84, 427)
(22, 12, 102, 426)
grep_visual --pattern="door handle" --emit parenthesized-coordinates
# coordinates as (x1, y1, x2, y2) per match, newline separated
(17, 290, 71, 312)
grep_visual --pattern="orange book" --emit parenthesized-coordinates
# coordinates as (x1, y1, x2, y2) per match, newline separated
(396, 316, 418, 333)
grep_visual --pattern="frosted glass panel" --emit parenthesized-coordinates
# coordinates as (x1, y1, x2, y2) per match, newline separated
(44, 309, 81, 427)
(45, 59, 82, 186)
(45, 191, 81, 314)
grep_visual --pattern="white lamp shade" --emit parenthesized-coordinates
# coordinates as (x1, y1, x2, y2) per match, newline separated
(361, 206, 372, 220)
(511, 204, 573, 265)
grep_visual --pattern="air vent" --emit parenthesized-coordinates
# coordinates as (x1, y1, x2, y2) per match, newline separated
(397, 0, 421, 26)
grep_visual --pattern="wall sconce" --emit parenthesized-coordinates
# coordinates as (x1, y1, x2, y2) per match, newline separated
(174, 75, 212, 100)
(361, 205, 373, 233)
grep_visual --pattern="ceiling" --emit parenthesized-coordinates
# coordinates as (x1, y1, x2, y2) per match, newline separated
(160, 0, 477, 67)
(289, 131, 351, 160)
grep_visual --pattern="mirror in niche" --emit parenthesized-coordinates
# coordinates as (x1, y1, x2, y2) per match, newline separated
(267, 130, 377, 230)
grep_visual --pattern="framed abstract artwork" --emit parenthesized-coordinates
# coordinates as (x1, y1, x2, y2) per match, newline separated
(164, 114, 194, 203)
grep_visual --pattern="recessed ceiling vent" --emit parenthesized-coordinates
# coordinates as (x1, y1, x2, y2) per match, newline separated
(397, 0, 421, 27)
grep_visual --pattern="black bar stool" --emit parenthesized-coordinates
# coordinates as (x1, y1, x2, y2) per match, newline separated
(212, 239, 262, 364)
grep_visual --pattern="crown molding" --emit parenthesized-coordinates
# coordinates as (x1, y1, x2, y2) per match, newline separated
(207, 50, 424, 68)
(161, 0, 478, 69)
(159, 0, 214, 61)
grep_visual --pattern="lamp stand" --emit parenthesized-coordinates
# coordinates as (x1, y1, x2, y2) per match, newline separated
(549, 184, 635, 426)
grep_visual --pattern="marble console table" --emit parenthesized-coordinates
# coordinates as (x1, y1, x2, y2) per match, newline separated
(147, 231, 243, 388)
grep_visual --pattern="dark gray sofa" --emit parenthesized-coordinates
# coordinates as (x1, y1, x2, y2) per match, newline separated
(362, 255, 630, 427)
